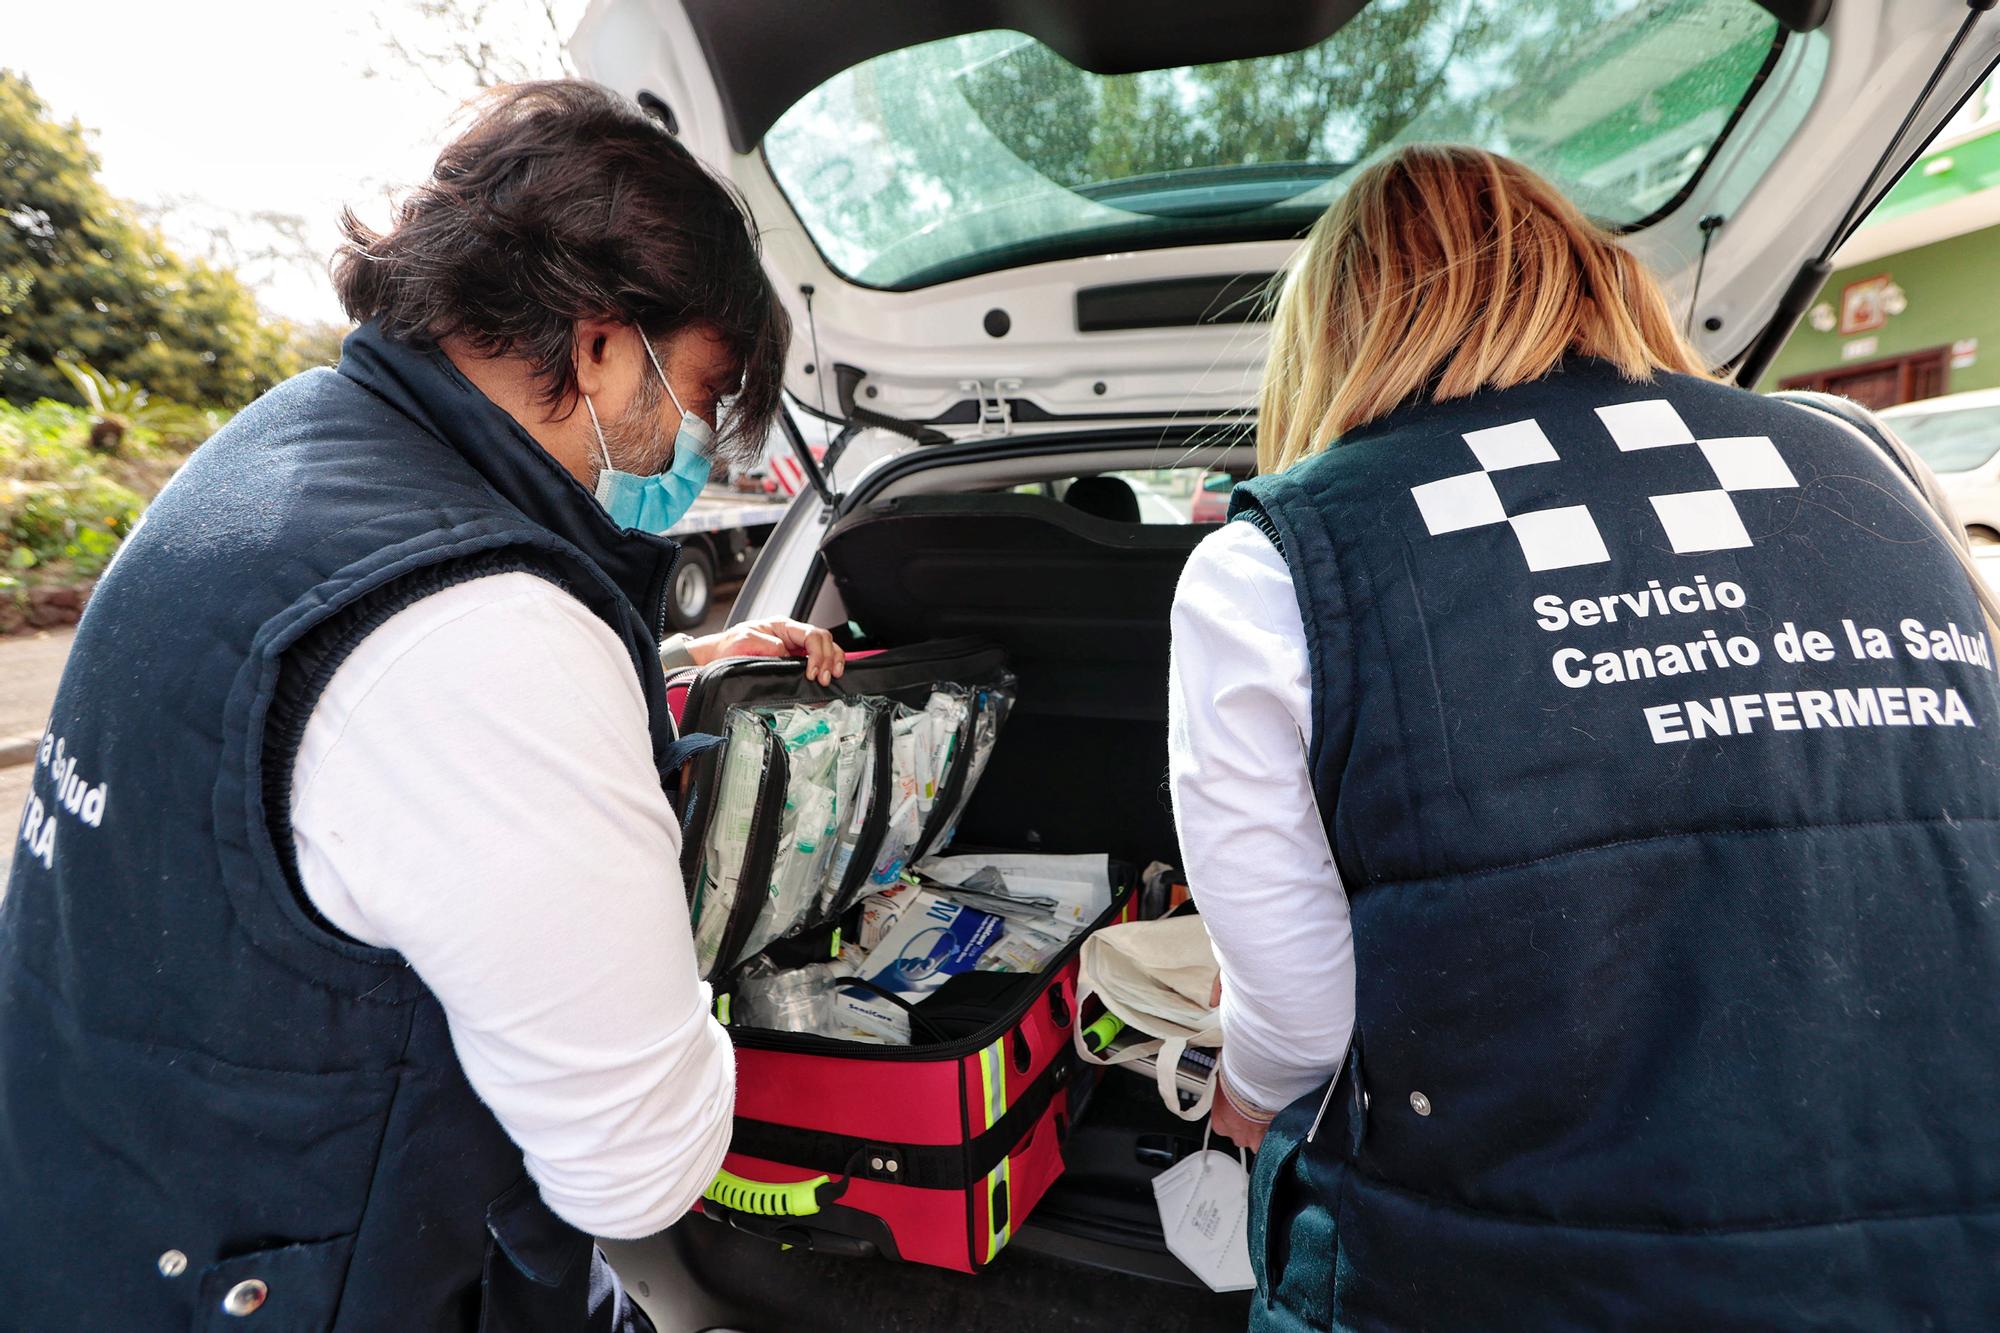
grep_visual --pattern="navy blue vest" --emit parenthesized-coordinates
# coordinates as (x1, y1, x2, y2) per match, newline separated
(1232, 360, 2000, 1330)
(0, 325, 681, 1330)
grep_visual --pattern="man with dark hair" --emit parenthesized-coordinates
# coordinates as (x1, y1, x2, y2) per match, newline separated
(0, 81, 830, 1330)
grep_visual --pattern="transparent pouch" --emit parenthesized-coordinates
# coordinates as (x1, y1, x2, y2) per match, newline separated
(689, 710, 782, 979)
(866, 688, 970, 887)
(929, 679, 1015, 853)
(735, 957, 853, 1035)
(736, 698, 875, 964)
(815, 698, 883, 917)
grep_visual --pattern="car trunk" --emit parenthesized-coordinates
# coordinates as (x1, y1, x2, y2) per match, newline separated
(618, 441, 1254, 1323)
(810, 445, 1229, 1255)
(820, 488, 1201, 868)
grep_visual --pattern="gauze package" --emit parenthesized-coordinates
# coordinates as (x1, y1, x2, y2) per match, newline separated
(856, 884, 916, 950)
(975, 918, 1072, 973)
(922, 851, 1113, 928)
(689, 710, 772, 977)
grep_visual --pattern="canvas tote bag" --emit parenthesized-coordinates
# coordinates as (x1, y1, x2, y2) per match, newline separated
(1074, 916, 1223, 1120)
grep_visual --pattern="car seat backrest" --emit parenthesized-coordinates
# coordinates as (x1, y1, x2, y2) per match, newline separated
(821, 491, 1211, 862)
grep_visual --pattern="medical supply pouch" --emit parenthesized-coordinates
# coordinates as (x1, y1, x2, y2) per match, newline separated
(671, 638, 1016, 982)
(667, 640, 1139, 1272)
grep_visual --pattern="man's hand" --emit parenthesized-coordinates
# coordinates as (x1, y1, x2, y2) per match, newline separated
(1209, 976, 1272, 1151)
(688, 618, 846, 685)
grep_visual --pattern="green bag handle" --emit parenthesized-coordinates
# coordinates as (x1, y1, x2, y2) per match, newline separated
(703, 1168, 835, 1218)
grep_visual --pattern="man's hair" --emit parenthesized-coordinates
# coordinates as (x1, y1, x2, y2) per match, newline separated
(333, 80, 789, 461)
(1257, 145, 1709, 475)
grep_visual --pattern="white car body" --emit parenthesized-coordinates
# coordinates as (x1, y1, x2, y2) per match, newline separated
(1881, 386, 2000, 542)
(567, 3, 2000, 1326)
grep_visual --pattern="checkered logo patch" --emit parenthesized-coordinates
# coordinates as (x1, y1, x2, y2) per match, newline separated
(1411, 400, 1799, 571)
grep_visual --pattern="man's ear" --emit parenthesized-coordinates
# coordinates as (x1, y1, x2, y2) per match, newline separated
(572, 317, 624, 398)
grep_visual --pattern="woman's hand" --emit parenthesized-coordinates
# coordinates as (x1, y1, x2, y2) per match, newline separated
(1208, 976, 1273, 1151)
(1211, 1075, 1272, 1153)
(688, 618, 846, 685)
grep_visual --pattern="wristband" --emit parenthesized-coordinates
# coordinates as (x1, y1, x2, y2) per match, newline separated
(1217, 1061, 1278, 1125)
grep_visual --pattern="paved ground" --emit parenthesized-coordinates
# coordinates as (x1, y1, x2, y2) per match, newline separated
(3, 596, 740, 882)
(0, 628, 73, 749)
(0, 762, 32, 879)
(0, 628, 73, 881)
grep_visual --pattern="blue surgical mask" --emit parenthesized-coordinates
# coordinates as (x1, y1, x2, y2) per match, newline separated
(586, 336, 714, 532)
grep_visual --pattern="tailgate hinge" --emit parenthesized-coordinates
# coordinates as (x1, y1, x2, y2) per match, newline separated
(958, 378, 1022, 437)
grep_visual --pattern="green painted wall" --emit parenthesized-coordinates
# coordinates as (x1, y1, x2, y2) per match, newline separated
(1757, 224, 2000, 394)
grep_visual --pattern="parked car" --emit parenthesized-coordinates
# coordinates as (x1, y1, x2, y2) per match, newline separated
(570, 1, 2000, 1327)
(1190, 473, 1236, 525)
(1880, 388, 2000, 545)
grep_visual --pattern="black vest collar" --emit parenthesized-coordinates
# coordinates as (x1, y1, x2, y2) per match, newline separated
(336, 322, 678, 637)
(1333, 356, 1643, 451)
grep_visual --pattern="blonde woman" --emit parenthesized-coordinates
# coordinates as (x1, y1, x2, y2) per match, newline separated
(1168, 146, 2000, 1328)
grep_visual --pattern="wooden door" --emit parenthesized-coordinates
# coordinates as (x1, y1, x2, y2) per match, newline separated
(1780, 345, 1951, 407)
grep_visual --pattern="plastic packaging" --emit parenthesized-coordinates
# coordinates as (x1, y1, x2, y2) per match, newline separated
(735, 957, 852, 1034)
(931, 681, 1015, 851)
(737, 704, 842, 962)
(689, 710, 774, 977)
(816, 699, 881, 916)
(975, 919, 1072, 973)
(867, 688, 970, 886)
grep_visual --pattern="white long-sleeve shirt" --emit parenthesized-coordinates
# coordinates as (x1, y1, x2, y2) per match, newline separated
(289, 571, 733, 1240)
(1167, 521, 1356, 1117)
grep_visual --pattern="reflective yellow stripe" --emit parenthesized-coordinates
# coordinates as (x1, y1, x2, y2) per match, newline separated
(979, 1040, 1007, 1127)
(978, 1039, 1012, 1257)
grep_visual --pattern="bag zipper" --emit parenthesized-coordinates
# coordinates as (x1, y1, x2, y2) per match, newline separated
(678, 640, 1006, 730)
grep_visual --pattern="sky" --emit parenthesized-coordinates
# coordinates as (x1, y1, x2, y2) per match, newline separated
(7, 0, 585, 325)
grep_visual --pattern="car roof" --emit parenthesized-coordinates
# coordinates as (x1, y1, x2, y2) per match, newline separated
(1882, 387, 2000, 417)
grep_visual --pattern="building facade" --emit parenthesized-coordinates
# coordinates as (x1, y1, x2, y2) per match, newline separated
(1759, 79, 2000, 408)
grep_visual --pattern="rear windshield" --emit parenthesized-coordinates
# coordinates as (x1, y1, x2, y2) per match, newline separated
(1885, 405, 2000, 474)
(763, 0, 1790, 290)
(1011, 469, 1237, 524)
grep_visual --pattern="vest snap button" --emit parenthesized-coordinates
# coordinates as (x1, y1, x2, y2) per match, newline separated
(222, 1278, 268, 1316)
(1409, 1091, 1432, 1117)
(156, 1249, 188, 1278)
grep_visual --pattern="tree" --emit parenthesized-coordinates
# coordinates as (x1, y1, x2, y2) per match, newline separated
(0, 70, 296, 407)
(363, 0, 580, 94)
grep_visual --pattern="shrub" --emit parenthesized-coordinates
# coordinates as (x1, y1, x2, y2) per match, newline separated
(0, 398, 205, 586)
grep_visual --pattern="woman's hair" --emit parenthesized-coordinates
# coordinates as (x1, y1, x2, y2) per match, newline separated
(333, 80, 789, 464)
(1257, 144, 1708, 475)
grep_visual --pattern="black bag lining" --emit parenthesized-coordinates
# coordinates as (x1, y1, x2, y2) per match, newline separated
(820, 493, 1211, 867)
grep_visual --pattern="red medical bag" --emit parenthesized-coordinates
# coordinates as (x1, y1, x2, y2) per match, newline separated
(667, 639, 1135, 1271)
